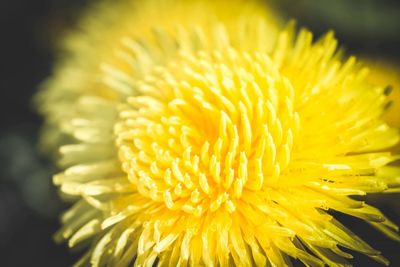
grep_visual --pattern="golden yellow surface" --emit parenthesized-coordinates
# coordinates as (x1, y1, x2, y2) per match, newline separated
(36, 1, 400, 266)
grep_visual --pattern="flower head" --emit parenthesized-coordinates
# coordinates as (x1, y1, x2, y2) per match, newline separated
(37, 0, 400, 266)
(35, 0, 280, 155)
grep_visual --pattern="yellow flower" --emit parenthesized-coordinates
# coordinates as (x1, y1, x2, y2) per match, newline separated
(35, 0, 280, 156)
(362, 58, 400, 154)
(363, 58, 400, 129)
(36, 0, 400, 266)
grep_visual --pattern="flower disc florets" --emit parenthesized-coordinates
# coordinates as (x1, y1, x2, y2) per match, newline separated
(36, 1, 400, 266)
(117, 49, 298, 217)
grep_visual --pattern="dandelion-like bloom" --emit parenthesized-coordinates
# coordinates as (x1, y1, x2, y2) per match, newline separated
(36, 0, 280, 155)
(36, 0, 400, 266)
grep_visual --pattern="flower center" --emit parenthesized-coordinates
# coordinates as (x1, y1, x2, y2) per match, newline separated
(115, 48, 299, 217)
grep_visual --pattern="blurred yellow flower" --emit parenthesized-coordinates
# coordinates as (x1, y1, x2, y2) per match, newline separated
(36, 0, 400, 266)
(364, 59, 400, 129)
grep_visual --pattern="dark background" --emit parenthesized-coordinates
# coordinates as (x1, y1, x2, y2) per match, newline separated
(0, 0, 399, 266)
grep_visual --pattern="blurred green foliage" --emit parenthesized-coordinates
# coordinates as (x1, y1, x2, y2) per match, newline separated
(272, 0, 400, 56)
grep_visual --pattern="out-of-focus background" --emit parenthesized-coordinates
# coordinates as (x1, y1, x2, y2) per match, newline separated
(0, 0, 399, 266)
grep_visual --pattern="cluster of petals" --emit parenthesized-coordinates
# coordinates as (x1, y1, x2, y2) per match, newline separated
(36, 0, 400, 266)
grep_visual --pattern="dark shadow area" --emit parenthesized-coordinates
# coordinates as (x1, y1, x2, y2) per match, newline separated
(0, 0, 87, 266)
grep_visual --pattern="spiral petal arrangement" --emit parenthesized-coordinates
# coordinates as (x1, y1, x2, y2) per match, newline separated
(36, 0, 400, 266)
